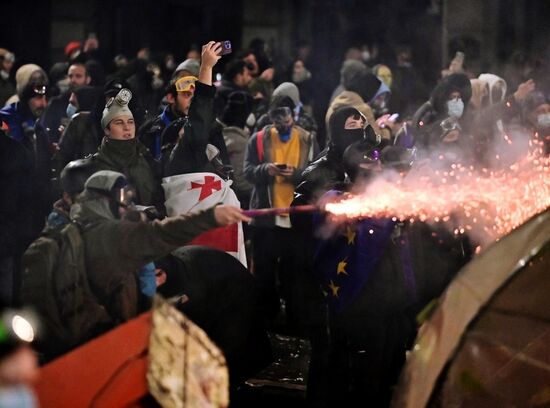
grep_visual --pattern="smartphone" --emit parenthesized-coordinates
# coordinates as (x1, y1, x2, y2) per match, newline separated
(275, 163, 288, 170)
(220, 40, 232, 55)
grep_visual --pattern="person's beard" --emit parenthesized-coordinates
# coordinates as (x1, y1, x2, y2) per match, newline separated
(31, 107, 44, 118)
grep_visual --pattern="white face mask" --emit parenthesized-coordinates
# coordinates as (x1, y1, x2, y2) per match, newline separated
(447, 98, 464, 118)
(537, 113, 550, 128)
(246, 113, 256, 128)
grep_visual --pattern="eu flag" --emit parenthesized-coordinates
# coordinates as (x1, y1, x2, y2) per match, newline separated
(313, 191, 395, 313)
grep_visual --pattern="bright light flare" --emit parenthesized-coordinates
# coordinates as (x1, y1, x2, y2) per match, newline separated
(324, 141, 550, 248)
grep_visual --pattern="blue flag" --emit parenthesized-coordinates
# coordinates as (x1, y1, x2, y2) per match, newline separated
(313, 191, 396, 313)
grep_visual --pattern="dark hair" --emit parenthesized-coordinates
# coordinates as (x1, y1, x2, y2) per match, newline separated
(69, 62, 88, 75)
(223, 59, 247, 82)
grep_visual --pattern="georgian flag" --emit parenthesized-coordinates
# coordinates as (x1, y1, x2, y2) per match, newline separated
(162, 172, 247, 267)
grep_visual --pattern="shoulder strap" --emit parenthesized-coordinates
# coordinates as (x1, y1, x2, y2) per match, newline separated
(256, 127, 266, 163)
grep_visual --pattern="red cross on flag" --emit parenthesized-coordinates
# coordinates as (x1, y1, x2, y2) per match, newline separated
(163, 173, 247, 267)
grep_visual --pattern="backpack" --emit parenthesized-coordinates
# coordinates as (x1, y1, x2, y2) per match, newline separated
(256, 126, 268, 162)
(20, 221, 112, 358)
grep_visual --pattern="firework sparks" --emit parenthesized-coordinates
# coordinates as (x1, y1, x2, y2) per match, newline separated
(324, 140, 550, 247)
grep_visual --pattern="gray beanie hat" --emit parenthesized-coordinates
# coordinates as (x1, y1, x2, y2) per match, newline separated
(101, 88, 133, 129)
(341, 60, 367, 88)
(174, 58, 200, 77)
(272, 82, 300, 108)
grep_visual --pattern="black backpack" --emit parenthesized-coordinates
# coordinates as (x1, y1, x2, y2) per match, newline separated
(20, 221, 112, 358)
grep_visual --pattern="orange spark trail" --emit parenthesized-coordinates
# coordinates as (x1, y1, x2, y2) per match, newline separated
(324, 141, 550, 247)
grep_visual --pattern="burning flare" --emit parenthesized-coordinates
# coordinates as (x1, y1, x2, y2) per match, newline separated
(324, 138, 550, 249)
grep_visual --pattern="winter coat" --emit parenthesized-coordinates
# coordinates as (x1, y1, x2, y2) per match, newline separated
(156, 245, 271, 385)
(70, 192, 219, 322)
(137, 105, 176, 160)
(93, 137, 164, 211)
(221, 122, 253, 202)
(0, 105, 52, 246)
(40, 91, 70, 143)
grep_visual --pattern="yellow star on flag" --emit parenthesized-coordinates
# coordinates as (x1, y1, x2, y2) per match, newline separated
(337, 259, 348, 275)
(328, 280, 340, 297)
(345, 226, 356, 245)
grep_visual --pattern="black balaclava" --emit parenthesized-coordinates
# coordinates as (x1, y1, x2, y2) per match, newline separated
(329, 106, 371, 156)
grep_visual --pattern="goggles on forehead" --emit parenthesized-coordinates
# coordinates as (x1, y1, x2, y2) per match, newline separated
(268, 106, 292, 123)
(175, 76, 198, 93)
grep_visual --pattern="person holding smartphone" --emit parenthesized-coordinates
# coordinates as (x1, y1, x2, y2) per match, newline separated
(244, 104, 319, 326)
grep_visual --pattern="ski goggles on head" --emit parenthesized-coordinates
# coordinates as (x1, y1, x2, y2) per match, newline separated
(268, 106, 293, 124)
(174, 76, 198, 93)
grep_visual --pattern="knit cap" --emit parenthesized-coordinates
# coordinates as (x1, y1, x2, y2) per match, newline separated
(101, 88, 133, 129)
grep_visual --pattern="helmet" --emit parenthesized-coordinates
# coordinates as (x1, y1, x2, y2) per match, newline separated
(60, 157, 98, 195)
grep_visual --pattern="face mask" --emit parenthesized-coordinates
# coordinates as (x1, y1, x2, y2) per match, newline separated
(66, 103, 77, 117)
(276, 126, 292, 142)
(536, 113, 550, 129)
(447, 98, 464, 118)
(334, 128, 365, 152)
(246, 113, 256, 128)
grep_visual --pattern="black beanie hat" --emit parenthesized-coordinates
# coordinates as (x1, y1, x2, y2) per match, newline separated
(344, 71, 381, 103)
(222, 91, 254, 128)
(74, 85, 102, 112)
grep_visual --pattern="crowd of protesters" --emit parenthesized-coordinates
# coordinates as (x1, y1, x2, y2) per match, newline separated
(0, 34, 549, 407)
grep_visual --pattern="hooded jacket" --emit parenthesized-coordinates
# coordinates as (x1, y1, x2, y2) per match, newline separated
(412, 73, 472, 148)
(412, 73, 472, 129)
(70, 180, 219, 321)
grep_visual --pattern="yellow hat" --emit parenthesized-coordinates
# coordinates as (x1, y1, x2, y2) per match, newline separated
(174, 76, 198, 93)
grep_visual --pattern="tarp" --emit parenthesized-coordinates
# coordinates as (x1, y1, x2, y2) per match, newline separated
(392, 208, 550, 408)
